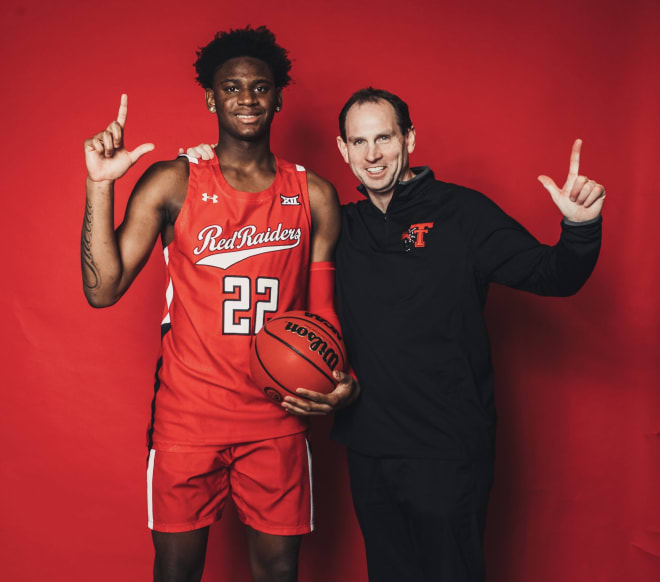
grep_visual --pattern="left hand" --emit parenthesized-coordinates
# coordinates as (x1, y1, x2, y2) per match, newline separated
(177, 143, 215, 160)
(282, 370, 360, 416)
(537, 139, 606, 222)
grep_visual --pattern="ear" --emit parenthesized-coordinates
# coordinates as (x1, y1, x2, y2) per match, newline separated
(406, 126, 416, 155)
(336, 136, 349, 164)
(205, 89, 216, 113)
(275, 89, 283, 112)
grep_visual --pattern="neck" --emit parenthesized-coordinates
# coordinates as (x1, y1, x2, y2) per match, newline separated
(214, 130, 273, 169)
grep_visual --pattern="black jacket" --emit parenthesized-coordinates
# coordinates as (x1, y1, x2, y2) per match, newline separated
(332, 167, 601, 459)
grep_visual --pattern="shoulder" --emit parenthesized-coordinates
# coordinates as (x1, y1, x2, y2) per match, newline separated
(432, 180, 499, 212)
(304, 169, 340, 223)
(436, 182, 521, 238)
(340, 200, 363, 216)
(139, 157, 189, 187)
(131, 157, 189, 207)
(305, 169, 337, 200)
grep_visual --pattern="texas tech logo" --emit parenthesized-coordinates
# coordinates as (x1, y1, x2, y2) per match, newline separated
(280, 194, 300, 205)
(401, 222, 434, 252)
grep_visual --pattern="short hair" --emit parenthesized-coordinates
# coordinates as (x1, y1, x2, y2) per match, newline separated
(338, 87, 413, 141)
(194, 26, 292, 89)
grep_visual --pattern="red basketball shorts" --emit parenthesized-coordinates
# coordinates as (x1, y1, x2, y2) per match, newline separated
(146, 433, 314, 535)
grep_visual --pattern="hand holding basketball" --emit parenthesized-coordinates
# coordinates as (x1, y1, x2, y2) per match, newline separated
(283, 370, 361, 416)
(84, 94, 155, 183)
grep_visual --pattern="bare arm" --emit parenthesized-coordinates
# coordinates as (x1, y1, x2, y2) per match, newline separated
(81, 95, 187, 307)
(306, 170, 341, 262)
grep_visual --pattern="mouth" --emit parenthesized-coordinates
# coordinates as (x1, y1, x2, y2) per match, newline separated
(235, 112, 262, 124)
(366, 166, 387, 176)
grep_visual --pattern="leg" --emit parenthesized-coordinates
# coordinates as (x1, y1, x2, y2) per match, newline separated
(152, 527, 209, 582)
(229, 434, 313, 581)
(245, 526, 301, 582)
(386, 458, 493, 582)
(147, 448, 230, 582)
(347, 450, 424, 582)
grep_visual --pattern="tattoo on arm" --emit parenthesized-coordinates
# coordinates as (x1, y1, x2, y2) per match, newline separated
(81, 199, 100, 290)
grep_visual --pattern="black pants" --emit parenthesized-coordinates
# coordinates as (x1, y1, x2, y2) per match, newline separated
(347, 450, 493, 582)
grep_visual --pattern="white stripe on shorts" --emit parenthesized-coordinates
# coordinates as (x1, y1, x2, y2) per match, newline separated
(306, 438, 314, 531)
(147, 449, 156, 529)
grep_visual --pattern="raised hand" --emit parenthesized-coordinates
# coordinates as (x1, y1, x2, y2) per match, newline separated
(537, 139, 606, 222)
(84, 94, 155, 183)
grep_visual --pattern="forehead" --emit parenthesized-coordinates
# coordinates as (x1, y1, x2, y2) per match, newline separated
(213, 56, 274, 84)
(345, 100, 400, 137)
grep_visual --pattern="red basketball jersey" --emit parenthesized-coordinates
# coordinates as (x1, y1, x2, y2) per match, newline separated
(150, 156, 311, 448)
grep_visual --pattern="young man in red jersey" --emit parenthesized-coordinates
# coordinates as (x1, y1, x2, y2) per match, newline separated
(81, 26, 357, 582)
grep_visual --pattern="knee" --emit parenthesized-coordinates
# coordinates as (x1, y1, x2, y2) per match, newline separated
(251, 554, 298, 582)
(154, 551, 205, 582)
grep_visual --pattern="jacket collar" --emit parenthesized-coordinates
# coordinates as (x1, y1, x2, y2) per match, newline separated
(357, 166, 433, 198)
(357, 167, 434, 210)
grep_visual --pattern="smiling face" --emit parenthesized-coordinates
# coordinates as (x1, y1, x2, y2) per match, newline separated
(337, 99, 415, 206)
(206, 56, 282, 142)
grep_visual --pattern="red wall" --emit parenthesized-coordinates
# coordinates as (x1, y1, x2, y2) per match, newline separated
(1, 0, 658, 580)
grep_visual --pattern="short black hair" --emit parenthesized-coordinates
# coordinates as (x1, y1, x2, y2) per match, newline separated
(338, 87, 413, 142)
(194, 26, 292, 89)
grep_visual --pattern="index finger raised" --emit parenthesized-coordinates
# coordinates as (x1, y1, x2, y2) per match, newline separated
(568, 138, 582, 179)
(117, 94, 128, 127)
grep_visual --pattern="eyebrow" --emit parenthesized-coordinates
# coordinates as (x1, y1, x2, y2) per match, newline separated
(220, 77, 273, 84)
(348, 132, 393, 141)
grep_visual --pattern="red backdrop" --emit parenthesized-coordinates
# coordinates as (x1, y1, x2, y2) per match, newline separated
(1, 0, 658, 580)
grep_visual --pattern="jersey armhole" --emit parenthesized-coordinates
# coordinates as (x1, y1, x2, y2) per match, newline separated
(166, 156, 196, 250)
(295, 165, 313, 231)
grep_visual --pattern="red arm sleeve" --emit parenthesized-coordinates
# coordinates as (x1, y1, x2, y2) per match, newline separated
(307, 261, 341, 334)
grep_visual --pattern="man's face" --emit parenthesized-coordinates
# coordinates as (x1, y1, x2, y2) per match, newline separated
(337, 100, 415, 199)
(206, 56, 282, 142)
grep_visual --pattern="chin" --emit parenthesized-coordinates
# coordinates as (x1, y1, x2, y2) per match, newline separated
(364, 178, 395, 194)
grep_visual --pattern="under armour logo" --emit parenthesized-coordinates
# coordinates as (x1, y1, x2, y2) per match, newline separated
(202, 193, 218, 203)
(401, 222, 434, 251)
(280, 194, 300, 206)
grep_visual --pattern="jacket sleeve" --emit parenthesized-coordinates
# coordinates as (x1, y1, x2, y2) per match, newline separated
(472, 193, 602, 297)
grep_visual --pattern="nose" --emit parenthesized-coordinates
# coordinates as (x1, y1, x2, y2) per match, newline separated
(237, 87, 257, 106)
(365, 142, 382, 162)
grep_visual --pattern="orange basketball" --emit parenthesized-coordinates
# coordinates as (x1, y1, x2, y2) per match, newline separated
(250, 311, 347, 403)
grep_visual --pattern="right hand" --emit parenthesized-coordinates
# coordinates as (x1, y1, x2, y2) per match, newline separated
(282, 370, 361, 416)
(84, 94, 155, 183)
(177, 143, 216, 160)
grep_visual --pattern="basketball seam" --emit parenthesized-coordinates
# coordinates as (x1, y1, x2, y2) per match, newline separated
(262, 327, 336, 388)
(254, 337, 310, 398)
(266, 315, 345, 368)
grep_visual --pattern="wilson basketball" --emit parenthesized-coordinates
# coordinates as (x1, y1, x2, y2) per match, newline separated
(250, 311, 347, 403)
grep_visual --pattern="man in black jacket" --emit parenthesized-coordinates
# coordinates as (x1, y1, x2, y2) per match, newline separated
(286, 87, 605, 582)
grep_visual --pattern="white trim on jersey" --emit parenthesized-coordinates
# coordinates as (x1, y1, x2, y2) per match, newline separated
(295, 164, 305, 172)
(306, 438, 315, 531)
(177, 153, 199, 164)
(147, 449, 156, 529)
(161, 247, 173, 325)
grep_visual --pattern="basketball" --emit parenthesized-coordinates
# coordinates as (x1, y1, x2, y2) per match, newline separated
(250, 311, 347, 403)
